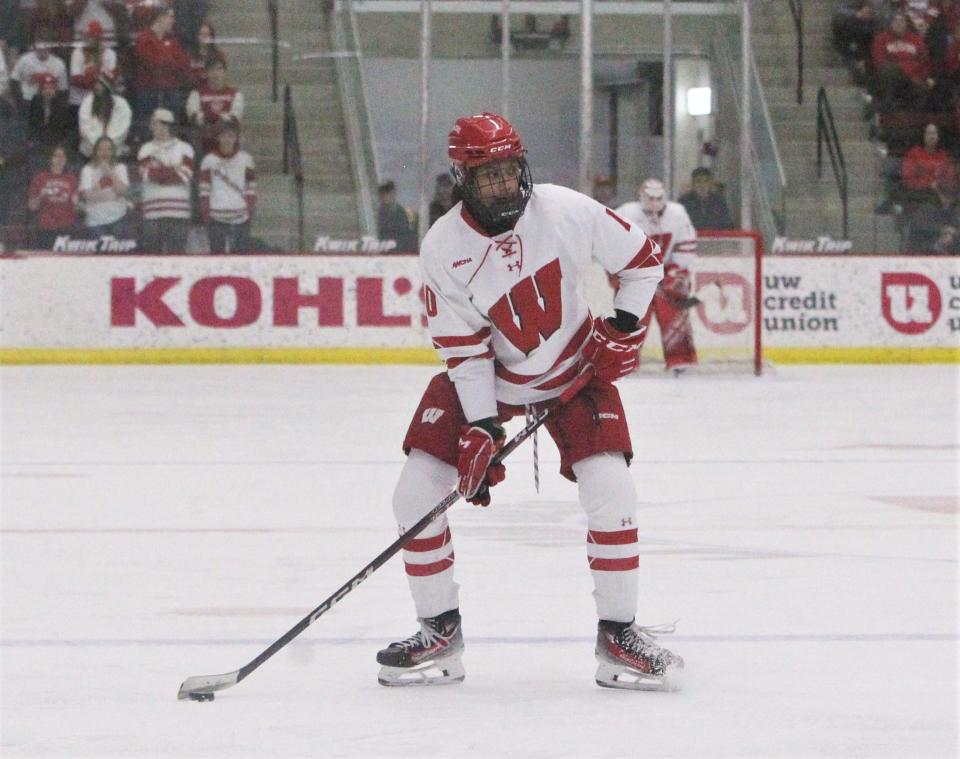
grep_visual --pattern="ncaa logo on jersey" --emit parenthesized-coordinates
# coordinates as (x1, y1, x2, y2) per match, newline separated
(695, 273, 752, 334)
(421, 408, 445, 424)
(881, 272, 941, 334)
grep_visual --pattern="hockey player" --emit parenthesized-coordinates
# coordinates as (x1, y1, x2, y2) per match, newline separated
(376, 113, 684, 691)
(615, 179, 699, 374)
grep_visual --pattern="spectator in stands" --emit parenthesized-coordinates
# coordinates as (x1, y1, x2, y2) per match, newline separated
(27, 143, 78, 248)
(137, 107, 193, 252)
(79, 135, 129, 237)
(133, 7, 190, 127)
(186, 59, 243, 154)
(902, 122, 957, 197)
(126, 0, 173, 35)
(10, 32, 69, 109)
(0, 2, 29, 55)
(900, 122, 958, 249)
(678, 167, 734, 230)
(833, 1, 884, 77)
(28, 1, 74, 57)
(871, 12, 934, 112)
(27, 72, 73, 153)
(591, 174, 616, 207)
(198, 117, 256, 253)
(0, 85, 29, 228)
(68, 21, 117, 116)
(931, 221, 960, 252)
(78, 73, 130, 157)
(187, 21, 225, 89)
(428, 172, 455, 226)
(377, 180, 416, 252)
(174, 0, 211, 51)
(67, 0, 123, 47)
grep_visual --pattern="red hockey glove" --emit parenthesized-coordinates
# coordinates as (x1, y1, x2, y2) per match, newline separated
(456, 419, 506, 507)
(580, 313, 645, 383)
(660, 265, 701, 310)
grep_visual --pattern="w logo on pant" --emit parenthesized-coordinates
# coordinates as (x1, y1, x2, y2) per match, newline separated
(421, 408, 445, 424)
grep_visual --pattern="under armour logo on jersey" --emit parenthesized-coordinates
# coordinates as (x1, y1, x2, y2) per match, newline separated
(621, 517, 633, 527)
(421, 408, 445, 424)
(486, 233, 524, 275)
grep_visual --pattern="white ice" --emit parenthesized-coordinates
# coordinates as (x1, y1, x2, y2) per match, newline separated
(1, 364, 957, 758)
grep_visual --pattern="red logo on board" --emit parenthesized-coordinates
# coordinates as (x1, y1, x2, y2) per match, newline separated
(694, 272, 752, 334)
(881, 272, 941, 334)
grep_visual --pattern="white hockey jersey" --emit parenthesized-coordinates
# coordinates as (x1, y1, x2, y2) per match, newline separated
(421, 183, 663, 421)
(137, 138, 194, 220)
(614, 199, 697, 273)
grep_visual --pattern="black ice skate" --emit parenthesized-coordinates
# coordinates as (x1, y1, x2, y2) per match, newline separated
(595, 619, 684, 691)
(377, 608, 465, 687)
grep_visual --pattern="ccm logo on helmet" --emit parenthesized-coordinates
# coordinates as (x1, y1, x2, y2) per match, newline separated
(489, 144, 512, 153)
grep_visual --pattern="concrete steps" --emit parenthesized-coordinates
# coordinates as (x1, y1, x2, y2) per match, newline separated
(214, 0, 362, 249)
(750, 8, 900, 251)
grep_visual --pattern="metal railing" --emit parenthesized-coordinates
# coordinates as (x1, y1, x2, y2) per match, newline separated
(268, 0, 279, 102)
(816, 86, 848, 239)
(329, 0, 378, 236)
(282, 84, 306, 251)
(787, 0, 803, 104)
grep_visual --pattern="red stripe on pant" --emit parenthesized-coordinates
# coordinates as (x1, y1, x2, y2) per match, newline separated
(588, 556, 639, 571)
(587, 528, 638, 545)
(405, 527, 452, 552)
(405, 551, 455, 576)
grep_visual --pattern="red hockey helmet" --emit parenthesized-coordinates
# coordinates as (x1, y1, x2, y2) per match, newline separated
(448, 112, 526, 168)
(448, 112, 532, 234)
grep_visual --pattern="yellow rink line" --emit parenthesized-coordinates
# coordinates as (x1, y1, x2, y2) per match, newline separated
(0, 347, 442, 365)
(764, 347, 960, 364)
(0, 346, 957, 365)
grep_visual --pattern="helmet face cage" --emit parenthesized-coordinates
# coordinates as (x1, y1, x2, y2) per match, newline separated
(454, 155, 533, 235)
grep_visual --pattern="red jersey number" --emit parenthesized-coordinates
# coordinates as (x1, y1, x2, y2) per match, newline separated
(488, 258, 563, 355)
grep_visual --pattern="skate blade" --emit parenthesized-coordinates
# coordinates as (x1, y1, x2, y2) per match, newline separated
(595, 660, 684, 692)
(378, 656, 465, 687)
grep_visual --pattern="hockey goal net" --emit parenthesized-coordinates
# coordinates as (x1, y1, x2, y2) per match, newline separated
(580, 229, 764, 375)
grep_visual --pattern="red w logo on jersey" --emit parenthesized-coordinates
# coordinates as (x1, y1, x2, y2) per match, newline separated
(488, 258, 563, 355)
(650, 232, 673, 255)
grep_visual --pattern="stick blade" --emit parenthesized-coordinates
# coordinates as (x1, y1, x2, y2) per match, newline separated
(177, 670, 240, 700)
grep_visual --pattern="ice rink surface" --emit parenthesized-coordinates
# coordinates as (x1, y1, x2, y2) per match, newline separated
(1, 364, 957, 758)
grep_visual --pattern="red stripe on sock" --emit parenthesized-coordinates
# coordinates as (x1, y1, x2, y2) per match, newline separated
(405, 551, 455, 576)
(588, 555, 639, 571)
(587, 528, 638, 545)
(405, 528, 452, 553)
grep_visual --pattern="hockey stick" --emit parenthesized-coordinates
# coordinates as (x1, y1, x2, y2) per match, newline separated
(177, 369, 593, 701)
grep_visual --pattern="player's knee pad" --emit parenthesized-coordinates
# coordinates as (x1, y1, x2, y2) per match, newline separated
(392, 449, 457, 530)
(573, 452, 638, 528)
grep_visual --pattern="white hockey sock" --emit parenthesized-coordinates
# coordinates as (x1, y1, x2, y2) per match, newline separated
(392, 449, 460, 619)
(573, 453, 639, 624)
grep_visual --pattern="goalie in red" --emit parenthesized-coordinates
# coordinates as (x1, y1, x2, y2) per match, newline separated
(376, 113, 684, 691)
(615, 178, 700, 374)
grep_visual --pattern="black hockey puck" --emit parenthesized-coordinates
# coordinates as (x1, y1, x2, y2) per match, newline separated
(188, 692, 214, 702)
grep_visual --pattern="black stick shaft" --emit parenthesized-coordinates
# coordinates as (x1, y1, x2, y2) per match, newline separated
(235, 405, 552, 684)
